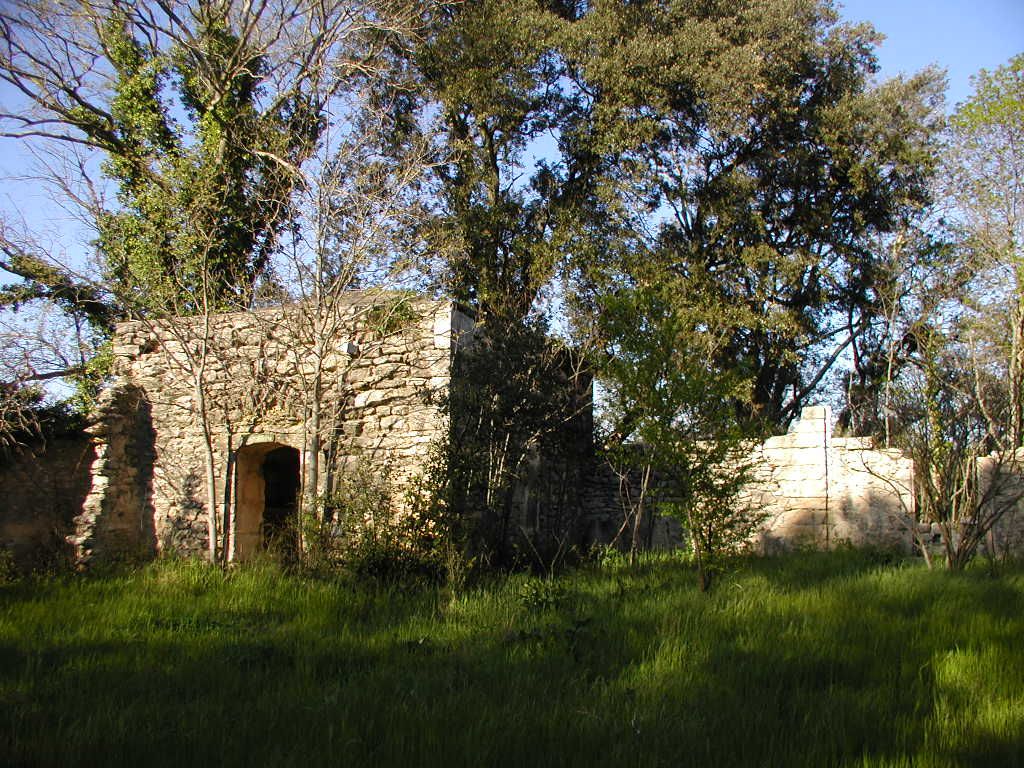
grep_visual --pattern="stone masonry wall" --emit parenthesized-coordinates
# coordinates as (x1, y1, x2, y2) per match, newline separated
(70, 384, 156, 564)
(978, 449, 1024, 557)
(0, 435, 95, 569)
(77, 296, 472, 562)
(748, 406, 915, 552)
(582, 406, 916, 553)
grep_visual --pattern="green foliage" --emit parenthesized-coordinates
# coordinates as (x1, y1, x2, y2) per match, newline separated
(0, 549, 17, 585)
(445, 317, 591, 566)
(383, 0, 583, 327)
(362, 294, 422, 337)
(70, 340, 114, 414)
(93, 10, 321, 315)
(568, 0, 944, 430)
(310, 460, 454, 584)
(945, 53, 1024, 450)
(0, 247, 116, 333)
(516, 576, 567, 613)
(2, 554, 1023, 766)
(0, 385, 87, 459)
(596, 271, 766, 589)
(868, 54, 1024, 570)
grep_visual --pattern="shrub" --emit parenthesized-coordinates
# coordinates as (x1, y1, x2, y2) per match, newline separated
(307, 459, 456, 584)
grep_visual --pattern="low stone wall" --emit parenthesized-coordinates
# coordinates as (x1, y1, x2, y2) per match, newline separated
(0, 435, 95, 569)
(749, 407, 915, 552)
(580, 407, 914, 554)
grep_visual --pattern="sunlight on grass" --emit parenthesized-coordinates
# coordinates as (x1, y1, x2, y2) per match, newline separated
(1, 553, 1022, 767)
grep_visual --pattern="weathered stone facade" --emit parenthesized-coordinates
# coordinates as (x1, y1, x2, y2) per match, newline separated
(573, 407, 916, 554)
(5, 293, 980, 565)
(73, 296, 473, 562)
(978, 449, 1024, 558)
(747, 406, 916, 552)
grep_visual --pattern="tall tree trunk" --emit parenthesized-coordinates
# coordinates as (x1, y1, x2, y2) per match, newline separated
(1010, 274, 1024, 449)
(195, 378, 219, 564)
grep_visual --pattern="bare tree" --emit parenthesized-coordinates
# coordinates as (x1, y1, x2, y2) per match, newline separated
(0, 0, 433, 563)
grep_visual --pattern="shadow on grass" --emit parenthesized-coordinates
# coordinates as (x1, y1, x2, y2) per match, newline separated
(2, 557, 1022, 767)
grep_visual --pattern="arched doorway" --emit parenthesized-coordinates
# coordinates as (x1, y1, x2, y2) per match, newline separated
(234, 442, 301, 560)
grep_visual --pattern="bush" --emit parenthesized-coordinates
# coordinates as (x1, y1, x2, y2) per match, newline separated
(305, 459, 458, 584)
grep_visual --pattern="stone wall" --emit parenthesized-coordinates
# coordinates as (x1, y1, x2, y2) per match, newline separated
(63, 296, 924, 565)
(749, 406, 915, 552)
(0, 435, 95, 569)
(581, 407, 916, 554)
(70, 384, 156, 564)
(978, 449, 1024, 557)
(77, 296, 472, 562)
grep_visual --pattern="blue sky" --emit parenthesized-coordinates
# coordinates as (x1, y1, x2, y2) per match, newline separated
(839, 0, 1023, 108)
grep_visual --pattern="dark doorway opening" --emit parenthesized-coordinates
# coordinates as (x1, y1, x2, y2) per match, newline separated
(262, 446, 300, 556)
(234, 441, 302, 561)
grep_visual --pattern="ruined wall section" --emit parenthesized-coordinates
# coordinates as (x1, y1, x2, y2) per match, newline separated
(83, 297, 469, 559)
(0, 435, 94, 569)
(749, 406, 915, 552)
(70, 384, 156, 563)
(978, 449, 1024, 557)
(335, 301, 474, 491)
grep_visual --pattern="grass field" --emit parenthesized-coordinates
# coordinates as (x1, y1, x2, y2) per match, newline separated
(1, 551, 1022, 767)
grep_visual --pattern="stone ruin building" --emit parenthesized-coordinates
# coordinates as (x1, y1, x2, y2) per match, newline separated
(2, 293, 1023, 568)
(71, 295, 475, 563)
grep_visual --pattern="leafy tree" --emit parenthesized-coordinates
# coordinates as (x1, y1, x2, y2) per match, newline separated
(596, 264, 765, 590)
(850, 55, 1024, 569)
(0, 0, 382, 316)
(944, 53, 1024, 450)
(372, 0, 601, 561)
(567, 0, 944, 431)
(387, 0, 581, 328)
(444, 317, 591, 566)
(0, 0, 427, 562)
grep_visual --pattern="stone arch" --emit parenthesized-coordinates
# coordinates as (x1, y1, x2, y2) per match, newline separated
(233, 441, 301, 560)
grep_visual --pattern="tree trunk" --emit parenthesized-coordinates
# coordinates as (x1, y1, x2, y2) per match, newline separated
(1010, 275, 1024, 449)
(629, 462, 652, 566)
(195, 379, 219, 564)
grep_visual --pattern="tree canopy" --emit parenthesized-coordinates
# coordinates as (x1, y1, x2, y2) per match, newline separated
(565, 0, 944, 431)
(0, 0, 414, 319)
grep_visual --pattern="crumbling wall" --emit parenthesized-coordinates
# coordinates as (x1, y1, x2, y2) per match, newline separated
(80, 297, 470, 561)
(978, 449, 1024, 557)
(0, 435, 94, 569)
(749, 406, 915, 552)
(580, 407, 914, 554)
(70, 384, 157, 563)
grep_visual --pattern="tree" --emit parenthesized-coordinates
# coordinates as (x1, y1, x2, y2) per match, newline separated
(370, 0, 603, 562)
(891, 316, 1021, 569)
(0, 0, 428, 563)
(595, 264, 765, 590)
(944, 53, 1024, 450)
(387, 0, 579, 328)
(0, 0, 408, 314)
(892, 54, 1024, 569)
(847, 56, 1024, 569)
(266, 101, 435, 554)
(566, 0, 944, 431)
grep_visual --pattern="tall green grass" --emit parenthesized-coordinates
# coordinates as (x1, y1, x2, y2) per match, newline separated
(2, 552, 1022, 767)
